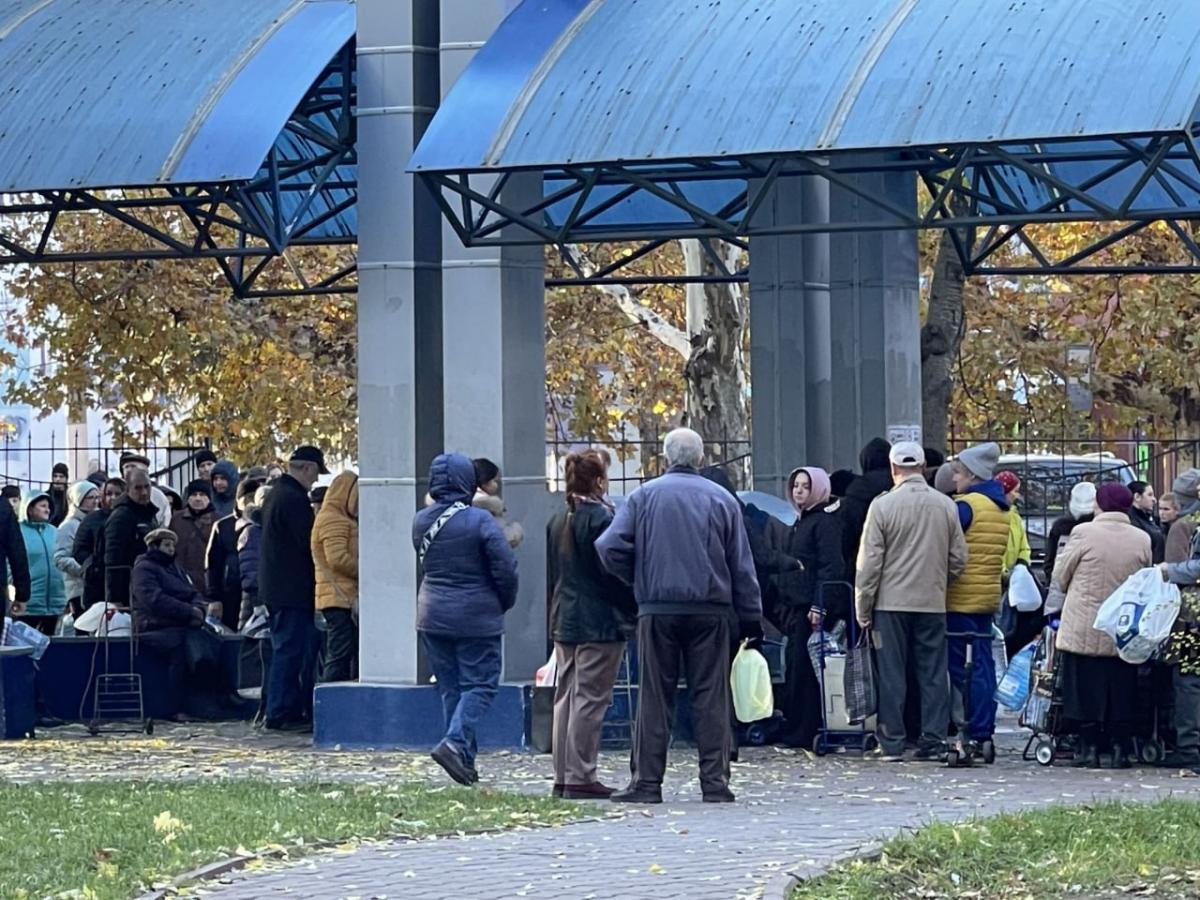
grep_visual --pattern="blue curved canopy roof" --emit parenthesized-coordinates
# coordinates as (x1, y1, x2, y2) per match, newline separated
(411, 0, 1200, 173)
(0, 0, 355, 191)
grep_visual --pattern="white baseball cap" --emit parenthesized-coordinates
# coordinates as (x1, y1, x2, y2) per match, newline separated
(888, 441, 926, 468)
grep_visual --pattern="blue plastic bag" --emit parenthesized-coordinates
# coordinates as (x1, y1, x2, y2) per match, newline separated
(995, 640, 1035, 711)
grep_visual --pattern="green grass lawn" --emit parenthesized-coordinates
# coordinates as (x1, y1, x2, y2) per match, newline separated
(0, 780, 579, 899)
(793, 799, 1200, 900)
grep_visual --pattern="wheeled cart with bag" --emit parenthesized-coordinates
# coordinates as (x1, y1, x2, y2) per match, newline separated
(811, 582, 877, 756)
(84, 600, 153, 737)
(946, 626, 999, 767)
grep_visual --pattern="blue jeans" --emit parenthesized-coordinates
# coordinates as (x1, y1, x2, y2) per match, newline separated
(421, 633, 502, 766)
(266, 608, 320, 724)
(946, 612, 997, 741)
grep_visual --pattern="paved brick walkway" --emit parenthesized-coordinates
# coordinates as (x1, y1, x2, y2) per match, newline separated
(8, 723, 1200, 898)
(183, 734, 1198, 900)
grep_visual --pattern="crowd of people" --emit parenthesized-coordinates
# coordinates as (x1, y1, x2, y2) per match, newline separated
(504, 430, 1200, 800)
(0, 447, 361, 730)
(6, 428, 1200, 797)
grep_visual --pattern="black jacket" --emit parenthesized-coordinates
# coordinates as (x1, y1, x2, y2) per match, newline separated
(1043, 513, 1093, 582)
(73, 508, 110, 609)
(743, 503, 801, 628)
(1129, 506, 1166, 565)
(131, 548, 205, 633)
(205, 514, 241, 610)
(773, 499, 847, 618)
(104, 495, 159, 607)
(839, 466, 893, 582)
(259, 474, 316, 611)
(547, 502, 636, 644)
(1, 499, 30, 606)
(48, 485, 69, 528)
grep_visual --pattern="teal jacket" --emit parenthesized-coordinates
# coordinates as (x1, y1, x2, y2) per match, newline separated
(18, 492, 66, 616)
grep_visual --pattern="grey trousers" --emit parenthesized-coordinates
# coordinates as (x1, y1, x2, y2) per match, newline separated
(874, 610, 951, 755)
(1175, 670, 1200, 759)
(631, 614, 732, 793)
(552, 641, 626, 786)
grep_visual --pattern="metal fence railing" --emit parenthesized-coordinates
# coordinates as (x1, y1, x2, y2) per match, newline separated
(0, 430, 210, 494)
(947, 423, 1200, 562)
(547, 426, 752, 495)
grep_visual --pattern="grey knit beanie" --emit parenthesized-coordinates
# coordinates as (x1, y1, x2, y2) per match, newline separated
(957, 442, 1001, 481)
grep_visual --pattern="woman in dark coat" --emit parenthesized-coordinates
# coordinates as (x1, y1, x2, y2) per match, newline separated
(773, 466, 845, 748)
(131, 528, 228, 720)
(546, 450, 636, 799)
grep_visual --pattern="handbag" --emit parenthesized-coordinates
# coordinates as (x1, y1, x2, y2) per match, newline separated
(843, 627, 877, 725)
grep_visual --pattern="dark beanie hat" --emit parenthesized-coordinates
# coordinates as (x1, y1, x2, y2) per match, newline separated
(86, 471, 108, 488)
(185, 479, 213, 499)
(859, 437, 893, 473)
(830, 469, 857, 497)
(237, 477, 265, 503)
(52, 462, 69, 477)
(1, 484, 19, 501)
(1096, 482, 1134, 513)
(194, 449, 218, 466)
(700, 464, 738, 500)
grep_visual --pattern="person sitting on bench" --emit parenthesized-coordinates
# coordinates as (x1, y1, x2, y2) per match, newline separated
(131, 528, 238, 721)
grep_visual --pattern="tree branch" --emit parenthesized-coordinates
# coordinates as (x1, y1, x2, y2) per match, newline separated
(562, 244, 690, 361)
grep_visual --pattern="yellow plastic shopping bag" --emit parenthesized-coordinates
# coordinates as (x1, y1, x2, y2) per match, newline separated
(730, 639, 773, 723)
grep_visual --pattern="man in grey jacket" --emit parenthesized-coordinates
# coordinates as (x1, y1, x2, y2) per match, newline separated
(596, 428, 762, 804)
(856, 442, 968, 761)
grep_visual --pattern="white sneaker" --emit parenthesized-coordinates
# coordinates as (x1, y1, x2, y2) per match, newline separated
(868, 747, 905, 762)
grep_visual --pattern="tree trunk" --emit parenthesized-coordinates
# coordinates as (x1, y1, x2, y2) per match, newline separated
(921, 226, 968, 457)
(680, 240, 751, 483)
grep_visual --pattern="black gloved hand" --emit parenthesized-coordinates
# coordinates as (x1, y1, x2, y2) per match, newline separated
(739, 619, 764, 648)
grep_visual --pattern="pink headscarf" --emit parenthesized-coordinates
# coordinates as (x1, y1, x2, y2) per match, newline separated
(788, 467, 832, 513)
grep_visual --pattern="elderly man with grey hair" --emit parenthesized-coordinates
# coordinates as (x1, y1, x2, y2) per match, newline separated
(595, 427, 762, 804)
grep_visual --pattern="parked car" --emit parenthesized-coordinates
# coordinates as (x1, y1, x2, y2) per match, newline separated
(993, 452, 1137, 567)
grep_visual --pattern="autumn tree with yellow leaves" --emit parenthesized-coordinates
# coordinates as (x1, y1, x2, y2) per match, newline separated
(1, 202, 356, 463)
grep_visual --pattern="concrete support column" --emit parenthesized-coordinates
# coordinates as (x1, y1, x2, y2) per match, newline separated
(829, 166, 923, 467)
(440, 0, 548, 682)
(353, 0, 442, 685)
(750, 176, 833, 495)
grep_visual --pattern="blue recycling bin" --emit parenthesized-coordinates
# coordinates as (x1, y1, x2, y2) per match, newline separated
(1, 646, 37, 739)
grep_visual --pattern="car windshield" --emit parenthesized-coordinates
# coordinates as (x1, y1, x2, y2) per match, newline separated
(1010, 461, 1134, 515)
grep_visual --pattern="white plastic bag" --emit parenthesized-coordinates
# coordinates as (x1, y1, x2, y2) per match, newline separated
(74, 603, 131, 637)
(535, 650, 558, 687)
(730, 640, 773, 723)
(1007, 564, 1042, 612)
(1093, 567, 1181, 665)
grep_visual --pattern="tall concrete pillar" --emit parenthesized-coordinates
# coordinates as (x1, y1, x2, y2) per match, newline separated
(750, 176, 833, 495)
(352, 0, 442, 686)
(829, 166, 922, 468)
(440, 0, 547, 682)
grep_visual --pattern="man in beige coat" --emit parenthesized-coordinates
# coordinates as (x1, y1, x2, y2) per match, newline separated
(856, 442, 969, 761)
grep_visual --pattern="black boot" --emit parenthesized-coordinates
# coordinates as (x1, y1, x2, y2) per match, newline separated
(1108, 740, 1132, 770)
(1072, 739, 1099, 768)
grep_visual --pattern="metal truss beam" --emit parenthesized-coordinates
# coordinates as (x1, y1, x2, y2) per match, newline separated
(0, 42, 358, 299)
(423, 129, 1200, 284)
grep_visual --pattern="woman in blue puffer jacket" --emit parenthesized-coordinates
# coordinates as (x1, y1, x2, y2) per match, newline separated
(413, 453, 519, 786)
(13, 490, 67, 633)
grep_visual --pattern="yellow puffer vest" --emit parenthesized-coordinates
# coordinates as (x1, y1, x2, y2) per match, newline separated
(946, 491, 1010, 614)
